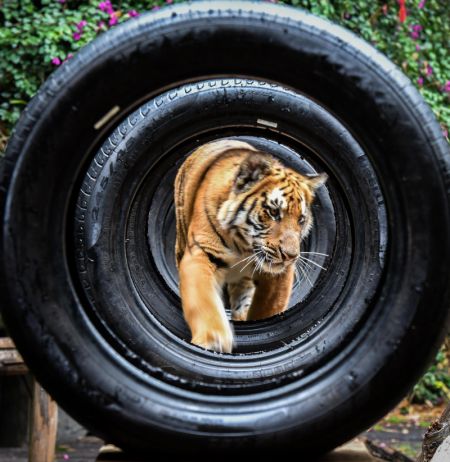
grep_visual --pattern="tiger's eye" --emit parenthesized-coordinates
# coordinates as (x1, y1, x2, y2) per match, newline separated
(266, 208, 281, 221)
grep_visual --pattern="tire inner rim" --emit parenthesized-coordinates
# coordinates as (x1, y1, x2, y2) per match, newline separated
(74, 78, 387, 389)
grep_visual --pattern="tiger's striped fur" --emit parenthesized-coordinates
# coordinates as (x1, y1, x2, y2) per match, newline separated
(175, 140, 326, 353)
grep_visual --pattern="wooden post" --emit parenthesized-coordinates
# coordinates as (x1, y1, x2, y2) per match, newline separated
(29, 379, 58, 462)
(418, 403, 450, 462)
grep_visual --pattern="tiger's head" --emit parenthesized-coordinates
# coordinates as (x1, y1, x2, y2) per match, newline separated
(218, 151, 327, 274)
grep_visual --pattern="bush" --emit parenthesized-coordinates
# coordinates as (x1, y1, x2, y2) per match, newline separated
(410, 337, 450, 404)
(0, 0, 449, 155)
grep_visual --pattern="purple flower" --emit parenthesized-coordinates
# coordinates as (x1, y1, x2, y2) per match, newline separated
(128, 9, 139, 17)
(152, 5, 160, 10)
(418, 0, 426, 8)
(415, 44, 421, 51)
(73, 31, 82, 41)
(51, 57, 61, 66)
(426, 64, 433, 76)
(166, 0, 173, 3)
(417, 77, 424, 86)
(410, 24, 423, 39)
(444, 81, 450, 93)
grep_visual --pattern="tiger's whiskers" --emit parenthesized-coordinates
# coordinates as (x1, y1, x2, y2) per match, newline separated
(300, 251, 329, 257)
(296, 259, 314, 287)
(299, 255, 327, 271)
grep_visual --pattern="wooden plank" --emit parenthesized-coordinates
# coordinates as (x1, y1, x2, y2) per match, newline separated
(0, 343, 27, 376)
(29, 379, 58, 462)
(0, 349, 24, 363)
(0, 338, 15, 349)
(321, 439, 378, 461)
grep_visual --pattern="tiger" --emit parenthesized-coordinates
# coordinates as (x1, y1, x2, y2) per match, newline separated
(175, 139, 327, 353)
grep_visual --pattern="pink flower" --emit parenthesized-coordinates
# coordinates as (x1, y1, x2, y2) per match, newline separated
(411, 31, 420, 39)
(51, 57, 61, 66)
(381, 4, 388, 15)
(109, 12, 118, 25)
(63, 53, 73, 63)
(166, 0, 173, 3)
(444, 81, 450, 93)
(76, 20, 87, 31)
(418, 0, 426, 8)
(99, 1, 113, 13)
(426, 64, 433, 76)
(442, 128, 448, 139)
(152, 5, 160, 10)
(417, 77, 424, 86)
(128, 9, 139, 17)
(415, 44, 421, 51)
(73, 32, 82, 41)
(63, 454, 70, 461)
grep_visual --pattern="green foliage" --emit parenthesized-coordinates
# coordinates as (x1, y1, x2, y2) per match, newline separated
(410, 343, 450, 404)
(281, 0, 450, 139)
(0, 0, 449, 150)
(0, 0, 186, 143)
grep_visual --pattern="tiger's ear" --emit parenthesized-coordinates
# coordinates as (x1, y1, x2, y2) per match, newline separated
(305, 172, 328, 192)
(234, 153, 271, 193)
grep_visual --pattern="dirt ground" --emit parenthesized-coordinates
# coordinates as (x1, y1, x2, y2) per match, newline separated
(363, 400, 448, 459)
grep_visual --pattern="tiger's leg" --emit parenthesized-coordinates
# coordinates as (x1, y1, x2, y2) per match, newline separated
(179, 250, 233, 353)
(228, 277, 255, 321)
(246, 265, 295, 320)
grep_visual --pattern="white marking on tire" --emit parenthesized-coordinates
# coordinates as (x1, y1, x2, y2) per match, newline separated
(94, 105, 120, 130)
(257, 118, 278, 128)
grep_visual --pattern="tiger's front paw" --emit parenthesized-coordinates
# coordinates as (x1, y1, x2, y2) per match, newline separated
(191, 323, 234, 353)
(232, 305, 250, 321)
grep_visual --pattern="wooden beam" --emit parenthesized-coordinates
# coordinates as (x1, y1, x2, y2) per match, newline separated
(29, 379, 58, 462)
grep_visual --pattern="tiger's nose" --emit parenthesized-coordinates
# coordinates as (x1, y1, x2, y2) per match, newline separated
(280, 248, 299, 261)
(279, 233, 299, 261)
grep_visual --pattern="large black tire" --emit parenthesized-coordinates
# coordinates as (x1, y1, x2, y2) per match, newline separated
(1, 1, 449, 455)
